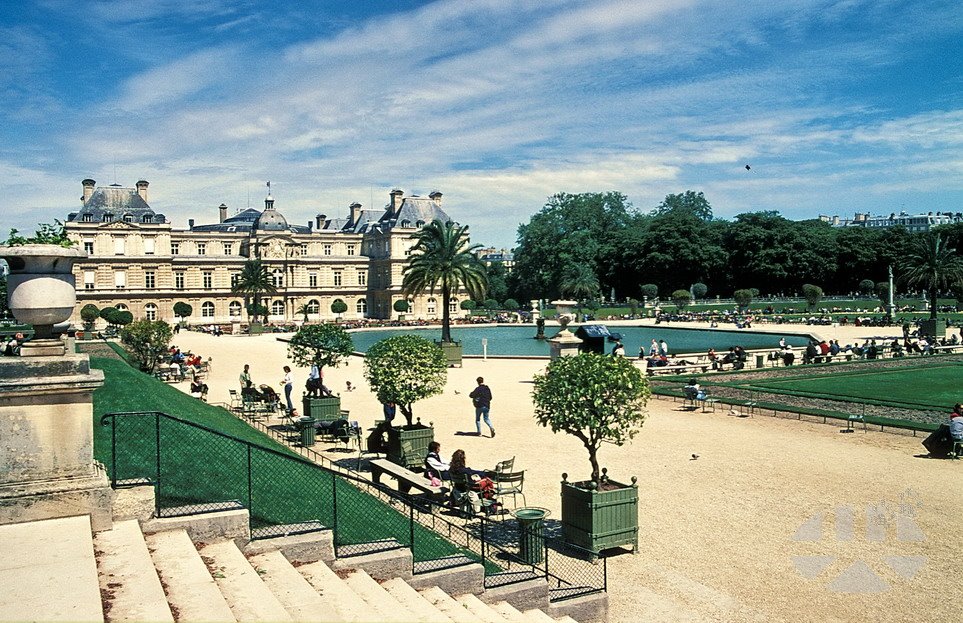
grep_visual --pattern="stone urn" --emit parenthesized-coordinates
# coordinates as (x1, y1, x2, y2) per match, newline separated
(548, 300, 581, 359)
(550, 300, 577, 335)
(0, 244, 85, 356)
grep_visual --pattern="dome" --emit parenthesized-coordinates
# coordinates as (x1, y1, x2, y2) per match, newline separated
(254, 199, 289, 231)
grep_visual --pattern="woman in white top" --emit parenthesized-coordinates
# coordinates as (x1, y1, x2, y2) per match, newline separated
(282, 366, 294, 414)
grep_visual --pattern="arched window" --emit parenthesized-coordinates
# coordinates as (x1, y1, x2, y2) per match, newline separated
(426, 297, 436, 314)
(307, 299, 320, 315)
(272, 270, 284, 288)
(115, 304, 129, 311)
(144, 303, 157, 321)
(356, 298, 367, 315)
(228, 301, 242, 317)
(416, 220, 425, 228)
(449, 297, 458, 313)
(271, 300, 285, 316)
(202, 301, 215, 317)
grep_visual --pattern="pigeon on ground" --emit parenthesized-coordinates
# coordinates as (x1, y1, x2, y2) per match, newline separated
(454, 390, 461, 395)
(691, 454, 699, 460)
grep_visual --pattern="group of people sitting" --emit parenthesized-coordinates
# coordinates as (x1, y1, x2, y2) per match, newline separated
(706, 346, 748, 370)
(1, 335, 22, 356)
(424, 442, 499, 515)
(923, 404, 963, 458)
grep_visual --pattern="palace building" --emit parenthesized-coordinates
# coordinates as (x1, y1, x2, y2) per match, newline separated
(65, 179, 467, 325)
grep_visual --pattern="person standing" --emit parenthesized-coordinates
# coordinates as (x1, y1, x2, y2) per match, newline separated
(659, 339, 669, 356)
(281, 365, 294, 414)
(383, 401, 397, 427)
(649, 339, 659, 356)
(612, 341, 625, 357)
(469, 376, 495, 438)
(239, 363, 252, 390)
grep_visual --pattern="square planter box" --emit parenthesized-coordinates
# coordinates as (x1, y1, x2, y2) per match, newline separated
(436, 340, 463, 368)
(561, 474, 638, 558)
(386, 422, 434, 470)
(302, 396, 341, 423)
(919, 318, 946, 339)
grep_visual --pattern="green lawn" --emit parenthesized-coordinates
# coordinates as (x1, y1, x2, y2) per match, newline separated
(91, 355, 468, 563)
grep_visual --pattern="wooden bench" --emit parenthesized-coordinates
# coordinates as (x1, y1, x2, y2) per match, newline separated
(369, 458, 445, 497)
(647, 364, 710, 377)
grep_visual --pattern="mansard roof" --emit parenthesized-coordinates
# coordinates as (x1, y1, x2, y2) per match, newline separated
(68, 184, 168, 224)
(380, 196, 452, 229)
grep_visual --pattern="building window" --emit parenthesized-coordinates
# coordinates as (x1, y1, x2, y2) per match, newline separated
(347, 245, 356, 256)
(272, 270, 284, 288)
(229, 301, 242, 317)
(333, 271, 342, 286)
(231, 272, 240, 287)
(300, 244, 308, 256)
(114, 238, 125, 255)
(202, 301, 215, 317)
(84, 271, 95, 290)
(144, 238, 155, 255)
(323, 244, 332, 256)
(145, 303, 157, 321)
(358, 272, 366, 286)
(83, 240, 94, 254)
(401, 220, 411, 228)
(203, 271, 213, 289)
(223, 243, 233, 255)
(356, 298, 367, 315)
(114, 271, 126, 289)
(102, 214, 112, 222)
(116, 304, 129, 312)
(145, 271, 155, 289)
(171, 243, 180, 255)
(449, 297, 458, 313)
(175, 272, 185, 289)
(142, 215, 152, 224)
(82, 214, 92, 222)
(123, 214, 133, 223)
(307, 299, 320, 315)
(197, 243, 206, 256)
(271, 300, 285, 316)
(309, 272, 318, 288)
(427, 297, 436, 314)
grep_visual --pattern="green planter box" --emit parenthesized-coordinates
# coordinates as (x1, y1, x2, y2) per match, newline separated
(386, 422, 434, 470)
(561, 474, 639, 558)
(436, 340, 463, 368)
(302, 396, 341, 422)
(248, 322, 265, 335)
(919, 318, 947, 339)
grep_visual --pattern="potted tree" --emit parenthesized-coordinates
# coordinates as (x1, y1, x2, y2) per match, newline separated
(532, 352, 649, 558)
(79, 303, 100, 340)
(393, 299, 410, 321)
(402, 219, 488, 367)
(173, 301, 193, 328)
(331, 299, 347, 320)
(363, 334, 447, 469)
(287, 323, 354, 420)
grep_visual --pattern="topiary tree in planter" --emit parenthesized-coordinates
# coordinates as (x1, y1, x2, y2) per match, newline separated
(691, 282, 708, 300)
(801, 283, 823, 311)
(503, 298, 519, 311)
(460, 299, 477, 317)
(120, 319, 172, 374)
(733, 288, 753, 311)
(858, 279, 875, 297)
(331, 298, 348, 319)
(99, 306, 119, 326)
(114, 310, 133, 327)
(173, 301, 193, 326)
(288, 323, 354, 419)
(640, 283, 658, 303)
(80, 303, 100, 336)
(364, 334, 447, 468)
(671, 289, 692, 311)
(532, 352, 649, 556)
(393, 299, 410, 320)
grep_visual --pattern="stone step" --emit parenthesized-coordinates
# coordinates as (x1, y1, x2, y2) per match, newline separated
(456, 593, 508, 623)
(296, 560, 369, 622)
(94, 519, 174, 623)
(197, 540, 292, 622)
(381, 577, 453, 623)
(522, 608, 556, 623)
(555, 616, 580, 623)
(489, 600, 527, 623)
(145, 529, 236, 622)
(419, 586, 485, 623)
(342, 568, 416, 623)
(248, 550, 340, 622)
(0, 515, 103, 623)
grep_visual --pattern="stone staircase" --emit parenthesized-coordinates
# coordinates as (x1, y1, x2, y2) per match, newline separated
(1, 488, 602, 622)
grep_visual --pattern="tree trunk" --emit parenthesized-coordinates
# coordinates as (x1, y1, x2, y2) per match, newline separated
(587, 444, 600, 484)
(441, 283, 452, 343)
(930, 288, 938, 320)
(400, 403, 414, 426)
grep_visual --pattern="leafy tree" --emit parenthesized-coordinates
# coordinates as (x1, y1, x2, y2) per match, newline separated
(640, 284, 658, 301)
(900, 232, 963, 320)
(173, 302, 193, 323)
(115, 310, 133, 326)
(232, 259, 277, 324)
(671, 289, 692, 310)
(691, 282, 708, 300)
(858, 279, 875, 297)
(875, 281, 891, 311)
(560, 263, 599, 302)
(801, 283, 824, 310)
(100, 306, 119, 325)
(460, 299, 477, 314)
(532, 353, 649, 483)
(80, 304, 100, 330)
(503, 298, 520, 310)
(653, 190, 713, 221)
(733, 289, 753, 310)
(331, 299, 348, 317)
(287, 324, 354, 373)
(3, 221, 73, 247)
(363, 335, 447, 426)
(393, 299, 410, 313)
(402, 219, 488, 343)
(120, 319, 172, 373)
(485, 262, 509, 304)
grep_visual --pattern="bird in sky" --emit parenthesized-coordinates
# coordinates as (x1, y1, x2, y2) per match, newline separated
(745, 164, 752, 171)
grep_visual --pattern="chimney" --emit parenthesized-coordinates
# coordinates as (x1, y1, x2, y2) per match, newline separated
(350, 202, 363, 224)
(219, 203, 228, 223)
(429, 190, 442, 204)
(188, 219, 195, 230)
(390, 188, 404, 214)
(82, 178, 96, 203)
(316, 214, 326, 229)
(832, 216, 839, 226)
(136, 180, 149, 201)
(308, 220, 313, 231)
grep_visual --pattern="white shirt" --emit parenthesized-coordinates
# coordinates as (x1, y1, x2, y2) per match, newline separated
(283, 372, 293, 386)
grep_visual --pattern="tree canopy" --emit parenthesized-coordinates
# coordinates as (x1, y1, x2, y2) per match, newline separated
(231, 259, 276, 324)
(363, 334, 447, 426)
(120, 319, 172, 374)
(899, 232, 963, 319)
(287, 323, 354, 371)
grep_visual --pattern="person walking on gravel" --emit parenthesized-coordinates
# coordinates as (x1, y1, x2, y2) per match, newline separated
(469, 377, 495, 438)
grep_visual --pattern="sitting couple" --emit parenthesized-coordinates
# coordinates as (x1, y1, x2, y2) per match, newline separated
(424, 442, 497, 514)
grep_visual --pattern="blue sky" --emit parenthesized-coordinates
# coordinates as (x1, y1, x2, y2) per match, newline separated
(1, 0, 961, 249)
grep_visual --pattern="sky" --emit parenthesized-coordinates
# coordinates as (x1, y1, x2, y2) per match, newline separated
(1, 0, 961, 249)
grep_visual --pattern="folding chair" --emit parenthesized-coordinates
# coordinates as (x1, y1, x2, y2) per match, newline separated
(228, 389, 242, 411)
(492, 470, 526, 510)
(493, 457, 515, 475)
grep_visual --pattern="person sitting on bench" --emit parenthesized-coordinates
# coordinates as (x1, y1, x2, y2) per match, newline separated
(424, 441, 450, 482)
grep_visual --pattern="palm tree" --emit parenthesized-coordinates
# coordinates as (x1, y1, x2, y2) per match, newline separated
(232, 259, 277, 324)
(402, 220, 488, 343)
(560, 264, 600, 317)
(296, 303, 311, 323)
(900, 232, 963, 320)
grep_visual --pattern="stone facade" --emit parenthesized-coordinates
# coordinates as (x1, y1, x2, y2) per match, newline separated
(65, 181, 468, 325)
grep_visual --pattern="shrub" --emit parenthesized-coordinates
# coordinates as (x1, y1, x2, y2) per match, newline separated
(733, 289, 753, 310)
(120, 319, 173, 374)
(640, 284, 658, 300)
(393, 299, 410, 313)
(858, 279, 875, 297)
(503, 298, 520, 310)
(691, 282, 708, 300)
(671, 289, 692, 310)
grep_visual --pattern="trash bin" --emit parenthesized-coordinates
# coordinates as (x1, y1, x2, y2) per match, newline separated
(755, 354, 765, 369)
(512, 507, 549, 564)
(298, 417, 317, 447)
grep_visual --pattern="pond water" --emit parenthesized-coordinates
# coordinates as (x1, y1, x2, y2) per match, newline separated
(348, 325, 813, 357)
